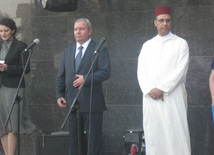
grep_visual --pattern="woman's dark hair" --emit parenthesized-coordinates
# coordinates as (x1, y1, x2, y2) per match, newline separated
(0, 18, 17, 36)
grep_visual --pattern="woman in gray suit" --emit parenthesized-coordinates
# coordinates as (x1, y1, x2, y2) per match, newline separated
(0, 18, 34, 155)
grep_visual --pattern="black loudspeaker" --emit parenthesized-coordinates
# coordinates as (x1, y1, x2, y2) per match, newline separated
(123, 129, 146, 155)
(40, 0, 77, 12)
(36, 131, 69, 155)
(36, 131, 88, 155)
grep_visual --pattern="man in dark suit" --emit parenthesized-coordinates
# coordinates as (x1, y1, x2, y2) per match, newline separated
(56, 18, 111, 155)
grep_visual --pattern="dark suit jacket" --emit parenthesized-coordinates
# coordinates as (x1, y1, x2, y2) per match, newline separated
(56, 40, 111, 112)
(0, 39, 30, 88)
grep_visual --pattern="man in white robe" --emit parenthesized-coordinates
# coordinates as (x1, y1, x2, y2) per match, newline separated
(137, 6, 191, 155)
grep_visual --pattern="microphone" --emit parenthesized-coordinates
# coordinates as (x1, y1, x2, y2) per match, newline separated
(24, 38, 40, 51)
(94, 37, 107, 54)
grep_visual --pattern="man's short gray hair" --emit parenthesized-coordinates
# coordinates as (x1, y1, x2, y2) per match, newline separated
(74, 18, 92, 30)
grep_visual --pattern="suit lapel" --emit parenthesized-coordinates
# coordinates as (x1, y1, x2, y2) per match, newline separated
(4, 39, 18, 62)
(70, 45, 76, 72)
(76, 40, 95, 72)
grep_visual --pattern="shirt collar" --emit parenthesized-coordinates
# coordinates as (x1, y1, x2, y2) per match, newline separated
(156, 32, 173, 41)
(76, 38, 91, 50)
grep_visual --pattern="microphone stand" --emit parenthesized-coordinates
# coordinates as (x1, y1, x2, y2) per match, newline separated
(60, 48, 104, 155)
(60, 38, 107, 131)
(60, 48, 102, 129)
(4, 49, 33, 155)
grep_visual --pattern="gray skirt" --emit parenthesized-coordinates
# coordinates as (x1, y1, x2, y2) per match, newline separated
(0, 85, 35, 137)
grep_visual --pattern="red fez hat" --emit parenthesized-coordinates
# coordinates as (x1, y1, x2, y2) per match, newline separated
(155, 6, 171, 17)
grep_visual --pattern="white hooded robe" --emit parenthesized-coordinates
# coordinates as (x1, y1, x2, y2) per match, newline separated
(137, 34, 191, 155)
